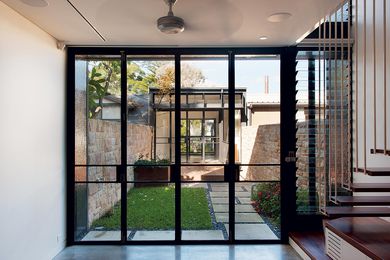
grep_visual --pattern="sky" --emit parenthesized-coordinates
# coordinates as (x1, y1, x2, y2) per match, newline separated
(184, 58, 280, 94)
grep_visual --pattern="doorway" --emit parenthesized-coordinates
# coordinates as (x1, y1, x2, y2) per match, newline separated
(69, 48, 296, 244)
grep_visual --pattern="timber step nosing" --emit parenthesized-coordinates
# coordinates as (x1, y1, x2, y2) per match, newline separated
(325, 206, 390, 218)
(331, 196, 390, 206)
(353, 167, 390, 176)
(350, 183, 390, 192)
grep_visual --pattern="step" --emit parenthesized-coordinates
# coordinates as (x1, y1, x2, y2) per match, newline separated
(200, 173, 224, 181)
(351, 183, 390, 192)
(331, 196, 390, 206)
(325, 206, 390, 218)
(370, 148, 390, 155)
(354, 167, 390, 176)
(289, 231, 330, 260)
(325, 217, 390, 260)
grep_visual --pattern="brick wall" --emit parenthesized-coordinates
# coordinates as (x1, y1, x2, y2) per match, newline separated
(86, 120, 153, 226)
(241, 122, 324, 188)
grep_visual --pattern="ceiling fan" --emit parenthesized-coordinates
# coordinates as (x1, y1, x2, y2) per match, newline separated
(157, 0, 185, 34)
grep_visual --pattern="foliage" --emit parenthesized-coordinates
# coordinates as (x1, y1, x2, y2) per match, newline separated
(87, 61, 120, 118)
(91, 186, 212, 230)
(134, 154, 170, 168)
(251, 182, 281, 229)
(87, 60, 205, 118)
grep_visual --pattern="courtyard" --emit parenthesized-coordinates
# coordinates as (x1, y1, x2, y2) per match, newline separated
(80, 182, 279, 241)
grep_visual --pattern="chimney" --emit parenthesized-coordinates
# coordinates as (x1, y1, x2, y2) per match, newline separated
(264, 75, 269, 94)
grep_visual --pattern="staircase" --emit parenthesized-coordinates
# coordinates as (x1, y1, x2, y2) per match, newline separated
(324, 167, 390, 218)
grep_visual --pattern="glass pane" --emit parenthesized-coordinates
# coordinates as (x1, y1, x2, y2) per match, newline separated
(234, 182, 280, 240)
(75, 183, 121, 241)
(204, 119, 216, 136)
(235, 55, 281, 164)
(180, 55, 228, 165)
(127, 183, 175, 241)
(75, 166, 117, 182)
(205, 94, 222, 108)
(75, 56, 121, 165)
(238, 165, 280, 181)
(127, 55, 175, 164)
(189, 120, 202, 136)
(181, 165, 224, 182)
(181, 182, 228, 241)
(155, 111, 174, 162)
(127, 166, 171, 183)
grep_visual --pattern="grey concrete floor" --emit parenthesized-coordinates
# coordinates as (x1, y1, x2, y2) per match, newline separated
(54, 245, 302, 260)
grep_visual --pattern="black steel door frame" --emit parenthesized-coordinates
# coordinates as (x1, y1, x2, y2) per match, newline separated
(66, 47, 297, 245)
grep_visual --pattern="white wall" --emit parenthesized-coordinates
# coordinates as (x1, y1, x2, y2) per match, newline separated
(0, 2, 66, 260)
(353, 0, 390, 183)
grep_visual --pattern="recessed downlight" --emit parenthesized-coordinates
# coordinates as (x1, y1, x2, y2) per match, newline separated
(259, 36, 268, 40)
(20, 0, 48, 7)
(267, 12, 292, 23)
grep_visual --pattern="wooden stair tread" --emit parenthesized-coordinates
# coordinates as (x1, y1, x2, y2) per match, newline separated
(325, 206, 390, 217)
(325, 217, 390, 260)
(354, 167, 390, 176)
(351, 183, 390, 192)
(332, 196, 390, 206)
(370, 148, 390, 155)
(366, 167, 390, 176)
(289, 231, 330, 260)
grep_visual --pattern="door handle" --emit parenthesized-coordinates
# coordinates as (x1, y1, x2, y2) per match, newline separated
(285, 151, 297, 163)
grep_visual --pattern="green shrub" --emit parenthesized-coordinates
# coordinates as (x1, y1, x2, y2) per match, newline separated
(251, 182, 281, 229)
(134, 154, 170, 168)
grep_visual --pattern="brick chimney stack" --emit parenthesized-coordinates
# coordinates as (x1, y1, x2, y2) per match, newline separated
(264, 75, 269, 94)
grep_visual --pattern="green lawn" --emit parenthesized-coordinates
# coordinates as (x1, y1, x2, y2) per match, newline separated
(91, 186, 212, 230)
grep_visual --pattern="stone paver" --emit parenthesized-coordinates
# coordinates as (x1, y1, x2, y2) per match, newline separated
(132, 230, 175, 241)
(82, 231, 131, 241)
(215, 213, 229, 223)
(213, 204, 257, 213)
(210, 192, 228, 197)
(215, 213, 263, 223)
(237, 197, 253, 204)
(182, 230, 225, 240)
(213, 204, 229, 212)
(236, 213, 263, 222)
(234, 191, 251, 197)
(210, 186, 228, 192)
(211, 197, 229, 204)
(224, 224, 278, 240)
(235, 204, 257, 212)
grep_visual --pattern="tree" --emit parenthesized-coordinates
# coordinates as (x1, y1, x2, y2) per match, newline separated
(87, 60, 120, 118)
(156, 63, 205, 88)
(87, 60, 205, 118)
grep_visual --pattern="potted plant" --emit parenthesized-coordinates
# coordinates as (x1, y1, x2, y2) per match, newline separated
(133, 155, 170, 187)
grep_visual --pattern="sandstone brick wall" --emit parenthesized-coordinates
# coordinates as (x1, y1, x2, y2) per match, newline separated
(241, 124, 280, 181)
(86, 120, 153, 226)
(75, 90, 154, 227)
(241, 122, 325, 188)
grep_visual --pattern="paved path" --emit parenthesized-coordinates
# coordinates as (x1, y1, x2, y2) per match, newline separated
(209, 183, 278, 240)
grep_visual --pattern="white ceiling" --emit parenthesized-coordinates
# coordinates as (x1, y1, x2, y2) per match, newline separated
(2, 0, 341, 46)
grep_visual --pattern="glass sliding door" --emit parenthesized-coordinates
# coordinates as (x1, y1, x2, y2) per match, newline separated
(234, 55, 281, 240)
(71, 49, 289, 244)
(126, 55, 176, 241)
(74, 55, 122, 241)
(180, 55, 230, 241)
